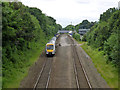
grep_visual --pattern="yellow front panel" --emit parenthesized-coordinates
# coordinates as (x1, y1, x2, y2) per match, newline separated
(47, 44, 54, 46)
(47, 50, 54, 52)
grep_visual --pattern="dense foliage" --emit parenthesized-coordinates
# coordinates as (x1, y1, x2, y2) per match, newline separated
(63, 20, 95, 33)
(2, 2, 62, 87)
(28, 7, 62, 36)
(75, 20, 95, 32)
(63, 25, 75, 31)
(72, 33, 81, 41)
(85, 8, 120, 68)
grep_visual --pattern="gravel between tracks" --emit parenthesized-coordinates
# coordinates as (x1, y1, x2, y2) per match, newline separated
(20, 34, 110, 88)
(72, 37, 110, 88)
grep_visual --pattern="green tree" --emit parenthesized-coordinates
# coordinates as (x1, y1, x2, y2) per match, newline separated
(2, 2, 61, 87)
(63, 25, 75, 31)
(85, 8, 120, 68)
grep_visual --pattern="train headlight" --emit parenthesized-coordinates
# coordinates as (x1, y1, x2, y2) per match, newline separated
(46, 52, 48, 54)
(52, 51, 55, 54)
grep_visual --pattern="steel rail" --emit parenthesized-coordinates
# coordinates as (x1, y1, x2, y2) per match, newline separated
(45, 59, 52, 88)
(33, 57, 53, 90)
(70, 35, 92, 89)
(33, 58, 47, 90)
(72, 48, 80, 88)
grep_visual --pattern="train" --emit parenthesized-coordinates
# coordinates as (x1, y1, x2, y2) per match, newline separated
(45, 37, 56, 56)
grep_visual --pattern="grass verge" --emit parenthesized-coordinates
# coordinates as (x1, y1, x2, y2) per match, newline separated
(3, 47, 45, 88)
(81, 43, 119, 88)
(78, 41, 85, 44)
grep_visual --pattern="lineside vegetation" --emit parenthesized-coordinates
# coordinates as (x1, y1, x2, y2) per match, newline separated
(81, 43, 118, 88)
(2, 2, 62, 88)
(72, 7, 119, 88)
(83, 8, 120, 70)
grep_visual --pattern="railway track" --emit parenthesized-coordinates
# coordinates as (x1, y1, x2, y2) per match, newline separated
(33, 35, 92, 89)
(33, 36, 61, 89)
(33, 57, 53, 89)
(69, 35, 92, 89)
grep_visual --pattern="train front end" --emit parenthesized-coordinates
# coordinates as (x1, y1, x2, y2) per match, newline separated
(46, 43, 55, 56)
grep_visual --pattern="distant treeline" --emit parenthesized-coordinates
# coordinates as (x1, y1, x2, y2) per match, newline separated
(63, 19, 96, 42)
(2, 2, 62, 87)
(84, 8, 120, 69)
(63, 20, 96, 32)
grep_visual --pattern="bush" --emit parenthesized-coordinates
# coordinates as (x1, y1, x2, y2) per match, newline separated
(85, 8, 120, 68)
(2, 2, 61, 87)
(104, 33, 119, 67)
(72, 33, 81, 41)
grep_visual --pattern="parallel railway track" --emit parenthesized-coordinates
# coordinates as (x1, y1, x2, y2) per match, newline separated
(33, 57, 53, 90)
(33, 36, 61, 89)
(69, 35, 92, 89)
(33, 35, 92, 89)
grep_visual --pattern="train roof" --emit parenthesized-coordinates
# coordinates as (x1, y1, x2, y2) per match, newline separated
(46, 36, 56, 46)
(47, 40, 55, 45)
(51, 37, 56, 41)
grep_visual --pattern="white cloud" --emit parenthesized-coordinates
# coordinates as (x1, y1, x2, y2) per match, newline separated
(20, 0, 118, 27)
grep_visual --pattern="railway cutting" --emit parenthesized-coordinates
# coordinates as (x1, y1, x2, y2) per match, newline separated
(20, 34, 109, 89)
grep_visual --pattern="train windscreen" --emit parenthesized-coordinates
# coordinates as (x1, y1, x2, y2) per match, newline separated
(47, 45, 53, 50)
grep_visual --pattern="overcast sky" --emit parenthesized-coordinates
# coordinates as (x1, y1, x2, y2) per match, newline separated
(20, 0, 119, 28)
